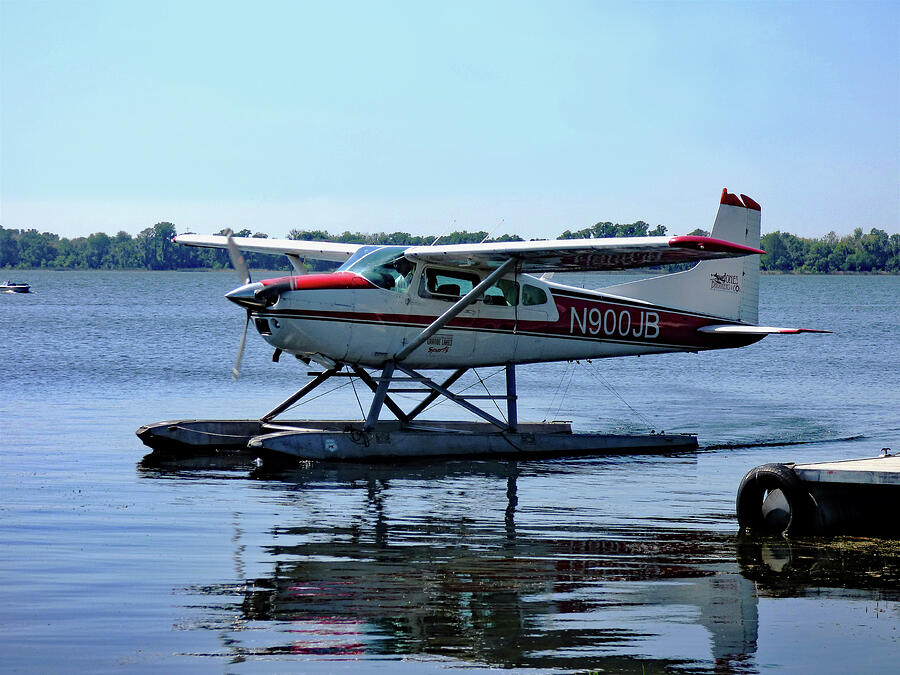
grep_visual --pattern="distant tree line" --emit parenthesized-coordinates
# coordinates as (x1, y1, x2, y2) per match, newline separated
(0, 223, 525, 272)
(558, 220, 668, 239)
(760, 228, 900, 273)
(1, 222, 897, 273)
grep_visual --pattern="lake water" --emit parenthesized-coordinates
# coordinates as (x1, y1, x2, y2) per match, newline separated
(1, 270, 898, 673)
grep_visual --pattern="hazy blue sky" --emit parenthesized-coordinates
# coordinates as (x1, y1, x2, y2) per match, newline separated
(1, 0, 897, 239)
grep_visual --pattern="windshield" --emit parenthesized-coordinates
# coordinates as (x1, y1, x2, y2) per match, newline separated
(335, 245, 382, 271)
(340, 246, 413, 292)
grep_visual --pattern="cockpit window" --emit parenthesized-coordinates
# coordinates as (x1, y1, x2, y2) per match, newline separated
(341, 246, 414, 292)
(420, 268, 480, 301)
(522, 284, 548, 306)
(483, 278, 519, 306)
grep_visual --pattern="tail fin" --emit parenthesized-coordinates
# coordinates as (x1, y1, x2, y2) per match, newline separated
(600, 189, 762, 323)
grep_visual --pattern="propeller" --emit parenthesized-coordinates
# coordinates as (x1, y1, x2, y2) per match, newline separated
(224, 229, 251, 380)
(233, 316, 249, 381)
(225, 229, 251, 286)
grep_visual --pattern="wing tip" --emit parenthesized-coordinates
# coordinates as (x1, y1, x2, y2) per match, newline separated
(669, 235, 765, 256)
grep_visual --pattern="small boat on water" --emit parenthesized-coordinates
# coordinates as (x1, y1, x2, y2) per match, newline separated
(0, 280, 30, 293)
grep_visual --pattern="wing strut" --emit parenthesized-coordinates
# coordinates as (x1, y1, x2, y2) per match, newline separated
(394, 257, 517, 362)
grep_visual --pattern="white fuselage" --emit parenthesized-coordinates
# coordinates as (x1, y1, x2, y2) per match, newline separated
(240, 265, 758, 369)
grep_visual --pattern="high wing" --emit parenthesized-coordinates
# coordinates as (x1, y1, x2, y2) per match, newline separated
(174, 234, 361, 272)
(175, 232, 763, 274)
(403, 235, 765, 273)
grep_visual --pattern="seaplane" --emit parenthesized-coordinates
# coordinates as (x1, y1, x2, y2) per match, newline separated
(137, 189, 826, 463)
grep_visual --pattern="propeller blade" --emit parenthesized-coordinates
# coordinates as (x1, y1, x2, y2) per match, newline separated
(224, 229, 251, 285)
(233, 312, 250, 380)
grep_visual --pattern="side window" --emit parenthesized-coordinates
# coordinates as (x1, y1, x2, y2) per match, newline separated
(421, 268, 480, 301)
(522, 284, 548, 306)
(483, 278, 519, 307)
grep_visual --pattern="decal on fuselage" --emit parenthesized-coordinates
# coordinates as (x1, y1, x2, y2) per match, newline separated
(568, 305, 660, 340)
(710, 272, 740, 293)
(427, 335, 453, 354)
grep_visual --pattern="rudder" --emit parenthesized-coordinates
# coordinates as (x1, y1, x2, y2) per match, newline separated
(600, 189, 762, 323)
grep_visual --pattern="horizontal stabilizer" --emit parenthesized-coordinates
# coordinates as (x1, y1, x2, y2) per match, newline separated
(698, 325, 831, 335)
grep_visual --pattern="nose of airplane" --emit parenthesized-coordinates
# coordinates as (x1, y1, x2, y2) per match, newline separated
(225, 281, 267, 309)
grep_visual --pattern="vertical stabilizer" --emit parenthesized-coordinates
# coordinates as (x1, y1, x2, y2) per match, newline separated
(600, 189, 762, 323)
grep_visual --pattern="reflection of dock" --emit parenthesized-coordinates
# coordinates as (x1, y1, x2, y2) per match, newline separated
(738, 535, 900, 610)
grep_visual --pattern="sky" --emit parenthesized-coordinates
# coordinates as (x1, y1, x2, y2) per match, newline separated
(1, 0, 898, 240)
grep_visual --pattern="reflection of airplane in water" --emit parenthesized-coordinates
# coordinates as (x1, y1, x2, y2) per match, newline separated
(167, 461, 760, 671)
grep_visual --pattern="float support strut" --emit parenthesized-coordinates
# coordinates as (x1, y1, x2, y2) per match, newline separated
(261, 367, 339, 422)
(351, 365, 409, 425)
(403, 368, 467, 422)
(506, 364, 518, 432)
(395, 363, 511, 430)
(364, 361, 395, 431)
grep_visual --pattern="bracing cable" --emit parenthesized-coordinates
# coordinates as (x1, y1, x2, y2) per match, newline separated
(550, 363, 578, 421)
(475, 368, 507, 423)
(347, 367, 366, 420)
(278, 379, 355, 416)
(543, 361, 572, 421)
(420, 367, 505, 415)
(585, 360, 655, 429)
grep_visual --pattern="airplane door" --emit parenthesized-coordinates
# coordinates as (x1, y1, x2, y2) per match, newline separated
(510, 281, 558, 361)
(414, 267, 479, 364)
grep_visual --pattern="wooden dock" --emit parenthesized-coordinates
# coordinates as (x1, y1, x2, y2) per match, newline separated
(792, 455, 900, 486)
(736, 450, 899, 537)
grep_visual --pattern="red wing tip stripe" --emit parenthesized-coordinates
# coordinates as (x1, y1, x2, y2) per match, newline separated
(668, 235, 765, 255)
(770, 328, 831, 334)
(768, 328, 831, 334)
